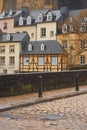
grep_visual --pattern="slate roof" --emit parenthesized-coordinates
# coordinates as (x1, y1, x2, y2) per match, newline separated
(0, 32, 29, 43)
(14, 8, 62, 26)
(21, 40, 66, 55)
(0, 10, 22, 19)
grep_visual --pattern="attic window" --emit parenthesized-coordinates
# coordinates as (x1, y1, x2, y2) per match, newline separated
(7, 34, 11, 41)
(47, 12, 52, 21)
(41, 43, 45, 51)
(84, 17, 87, 22)
(27, 16, 31, 25)
(2, 11, 6, 17)
(69, 24, 73, 32)
(62, 23, 67, 33)
(9, 10, 13, 16)
(28, 44, 33, 51)
(38, 13, 43, 22)
(80, 22, 86, 32)
(19, 17, 23, 25)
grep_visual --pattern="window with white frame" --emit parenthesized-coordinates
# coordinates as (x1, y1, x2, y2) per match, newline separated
(80, 22, 86, 32)
(69, 24, 73, 32)
(80, 40, 85, 49)
(62, 23, 67, 33)
(80, 55, 85, 65)
(19, 17, 23, 25)
(7, 34, 11, 41)
(0, 56, 5, 65)
(9, 45, 15, 53)
(28, 44, 33, 51)
(27, 16, 31, 25)
(40, 28, 46, 37)
(9, 56, 15, 65)
(41, 43, 45, 51)
(0, 46, 5, 53)
(47, 12, 52, 21)
(38, 57, 44, 65)
(23, 57, 29, 65)
(52, 57, 58, 65)
(38, 13, 43, 22)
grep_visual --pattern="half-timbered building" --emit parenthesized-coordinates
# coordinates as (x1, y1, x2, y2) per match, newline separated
(20, 40, 68, 72)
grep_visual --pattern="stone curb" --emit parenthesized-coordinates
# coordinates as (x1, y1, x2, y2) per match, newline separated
(0, 89, 87, 112)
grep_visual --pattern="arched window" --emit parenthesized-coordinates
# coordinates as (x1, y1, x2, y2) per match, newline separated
(7, 34, 11, 41)
(69, 24, 73, 32)
(41, 43, 45, 51)
(27, 16, 31, 25)
(80, 22, 86, 32)
(47, 12, 52, 21)
(19, 17, 23, 25)
(62, 23, 67, 33)
(28, 44, 33, 51)
(9, 10, 13, 16)
(38, 13, 43, 22)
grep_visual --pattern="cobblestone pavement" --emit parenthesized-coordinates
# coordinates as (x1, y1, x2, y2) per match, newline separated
(0, 93, 87, 130)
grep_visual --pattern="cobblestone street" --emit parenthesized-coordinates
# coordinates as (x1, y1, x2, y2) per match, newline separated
(0, 93, 87, 130)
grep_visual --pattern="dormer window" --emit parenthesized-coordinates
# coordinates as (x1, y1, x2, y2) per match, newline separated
(19, 17, 23, 25)
(2, 11, 6, 17)
(7, 34, 11, 41)
(80, 22, 86, 32)
(41, 43, 45, 51)
(9, 10, 13, 16)
(62, 23, 67, 33)
(84, 17, 87, 22)
(28, 44, 33, 51)
(69, 24, 73, 32)
(47, 12, 52, 21)
(27, 16, 31, 25)
(38, 13, 43, 22)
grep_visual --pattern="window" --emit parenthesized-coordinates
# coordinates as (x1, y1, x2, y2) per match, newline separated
(23, 57, 29, 65)
(41, 43, 45, 51)
(80, 56, 85, 65)
(28, 44, 32, 51)
(62, 40, 67, 48)
(0, 46, 5, 53)
(80, 22, 86, 32)
(27, 16, 31, 25)
(0, 56, 5, 65)
(62, 24, 67, 33)
(9, 45, 15, 53)
(47, 12, 52, 21)
(50, 31, 54, 37)
(9, 10, 13, 16)
(40, 28, 46, 37)
(69, 24, 73, 32)
(9, 57, 15, 65)
(38, 57, 44, 65)
(19, 17, 23, 25)
(3, 22, 7, 29)
(38, 13, 43, 22)
(7, 34, 11, 41)
(52, 57, 58, 65)
(80, 40, 85, 49)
